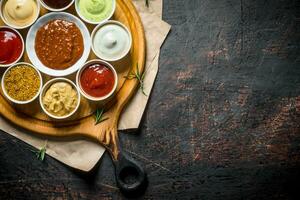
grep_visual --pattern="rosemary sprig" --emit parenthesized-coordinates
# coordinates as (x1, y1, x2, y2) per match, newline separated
(94, 108, 109, 125)
(125, 64, 147, 96)
(31, 141, 47, 161)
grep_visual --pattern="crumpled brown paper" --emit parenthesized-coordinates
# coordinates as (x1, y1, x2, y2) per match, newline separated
(119, 0, 169, 129)
(0, 0, 170, 172)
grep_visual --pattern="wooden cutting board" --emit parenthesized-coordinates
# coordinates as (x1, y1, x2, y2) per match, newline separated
(0, 0, 147, 194)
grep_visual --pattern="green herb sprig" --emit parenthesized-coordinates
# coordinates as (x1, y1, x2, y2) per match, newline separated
(145, 0, 149, 7)
(125, 64, 147, 96)
(31, 141, 47, 161)
(95, 108, 109, 125)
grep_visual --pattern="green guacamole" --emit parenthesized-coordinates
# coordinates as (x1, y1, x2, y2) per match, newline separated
(78, 0, 114, 22)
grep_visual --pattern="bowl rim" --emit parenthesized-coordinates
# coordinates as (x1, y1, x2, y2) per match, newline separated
(0, 0, 40, 29)
(39, 0, 75, 12)
(39, 77, 81, 120)
(76, 59, 118, 102)
(91, 20, 132, 62)
(1, 62, 43, 104)
(75, 0, 116, 25)
(26, 11, 91, 77)
(0, 26, 24, 68)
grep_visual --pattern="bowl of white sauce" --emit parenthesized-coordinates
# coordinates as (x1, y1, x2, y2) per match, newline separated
(91, 20, 132, 62)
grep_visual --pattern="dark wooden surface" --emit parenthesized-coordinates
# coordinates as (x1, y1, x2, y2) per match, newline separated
(1, 0, 300, 199)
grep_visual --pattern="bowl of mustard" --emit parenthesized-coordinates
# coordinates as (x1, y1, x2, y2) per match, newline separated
(39, 78, 81, 120)
(1, 62, 42, 104)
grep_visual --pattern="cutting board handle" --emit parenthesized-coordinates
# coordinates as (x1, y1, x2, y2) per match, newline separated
(113, 149, 148, 195)
(98, 127, 148, 195)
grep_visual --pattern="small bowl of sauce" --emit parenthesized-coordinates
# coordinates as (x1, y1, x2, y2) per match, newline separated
(40, 0, 74, 12)
(40, 78, 80, 120)
(75, 0, 115, 24)
(35, 18, 84, 70)
(91, 20, 132, 62)
(76, 59, 118, 102)
(0, 26, 24, 67)
(0, 0, 40, 29)
(1, 62, 42, 104)
(26, 12, 91, 77)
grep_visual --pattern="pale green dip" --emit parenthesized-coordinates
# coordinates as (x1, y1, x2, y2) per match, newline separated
(78, 0, 113, 22)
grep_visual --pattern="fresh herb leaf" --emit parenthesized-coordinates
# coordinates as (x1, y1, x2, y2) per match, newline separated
(145, 0, 149, 7)
(31, 141, 47, 161)
(124, 64, 147, 96)
(94, 108, 109, 125)
(37, 146, 46, 161)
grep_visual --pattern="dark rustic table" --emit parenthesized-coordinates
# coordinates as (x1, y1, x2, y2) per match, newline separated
(1, 0, 300, 199)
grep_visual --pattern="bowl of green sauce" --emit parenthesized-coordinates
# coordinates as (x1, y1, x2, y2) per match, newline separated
(75, 0, 115, 24)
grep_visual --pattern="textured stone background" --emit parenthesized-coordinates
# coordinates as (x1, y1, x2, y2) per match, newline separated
(1, 0, 300, 199)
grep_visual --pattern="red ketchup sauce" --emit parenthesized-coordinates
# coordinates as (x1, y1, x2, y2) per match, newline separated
(80, 63, 115, 98)
(0, 28, 23, 65)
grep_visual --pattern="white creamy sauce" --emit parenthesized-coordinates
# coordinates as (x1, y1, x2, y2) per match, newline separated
(93, 24, 130, 60)
(3, 0, 37, 26)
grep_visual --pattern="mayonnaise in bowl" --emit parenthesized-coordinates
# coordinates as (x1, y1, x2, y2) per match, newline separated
(91, 20, 132, 62)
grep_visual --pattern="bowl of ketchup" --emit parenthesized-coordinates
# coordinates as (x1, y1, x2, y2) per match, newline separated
(0, 26, 24, 67)
(76, 59, 118, 102)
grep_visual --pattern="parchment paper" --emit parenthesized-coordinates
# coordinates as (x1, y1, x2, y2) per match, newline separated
(119, 0, 168, 129)
(0, 0, 170, 172)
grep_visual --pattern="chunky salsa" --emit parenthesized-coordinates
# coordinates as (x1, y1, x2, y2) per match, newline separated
(35, 19, 83, 70)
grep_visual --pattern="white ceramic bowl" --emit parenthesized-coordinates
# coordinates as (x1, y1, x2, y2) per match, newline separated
(26, 12, 91, 77)
(76, 59, 118, 102)
(0, 26, 24, 67)
(75, 0, 116, 24)
(40, 78, 81, 120)
(39, 0, 74, 12)
(91, 20, 132, 62)
(0, 0, 40, 29)
(1, 62, 43, 104)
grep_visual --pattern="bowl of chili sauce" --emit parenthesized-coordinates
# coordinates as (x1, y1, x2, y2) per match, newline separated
(26, 12, 91, 77)
(76, 59, 118, 102)
(0, 26, 24, 67)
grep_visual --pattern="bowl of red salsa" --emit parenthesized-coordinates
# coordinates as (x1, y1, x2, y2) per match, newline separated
(76, 59, 118, 102)
(0, 26, 24, 67)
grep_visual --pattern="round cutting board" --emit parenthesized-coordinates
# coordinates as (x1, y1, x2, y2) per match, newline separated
(0, 0, 146, 158)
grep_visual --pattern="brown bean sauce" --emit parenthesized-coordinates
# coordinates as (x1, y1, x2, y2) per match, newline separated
(42, 0, 72, 9)
(35, 19, 84, 70)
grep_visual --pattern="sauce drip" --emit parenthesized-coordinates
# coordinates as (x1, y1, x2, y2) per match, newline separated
(42, 0, 72, 9)
(80, 63, 115, 98)
(0, 28, 22, 65)
(35, 19, 84, 70)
